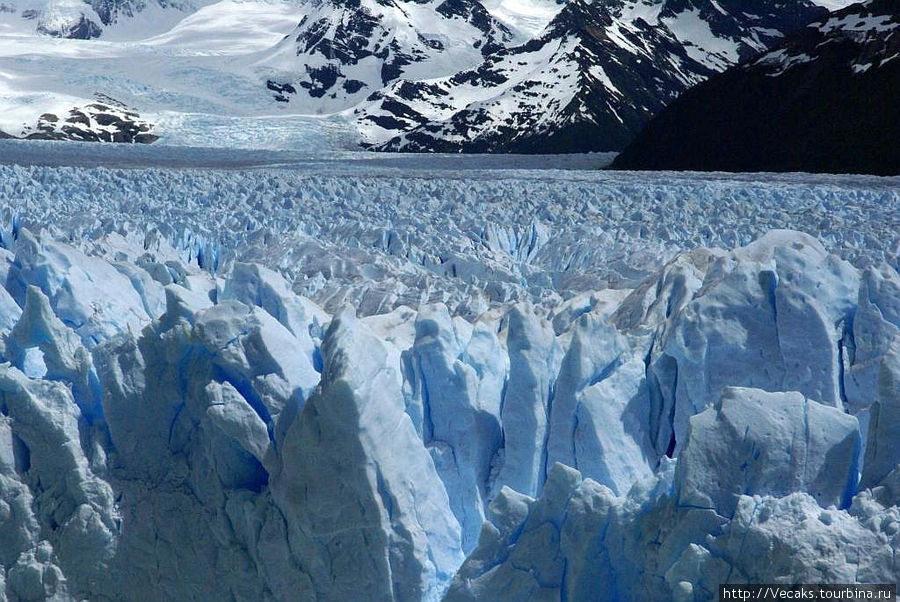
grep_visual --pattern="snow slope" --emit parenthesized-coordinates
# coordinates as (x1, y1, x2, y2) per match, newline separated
(0, 0, 353, 146)
(0, 153, 896, 599)
(479, 0, 563, 41)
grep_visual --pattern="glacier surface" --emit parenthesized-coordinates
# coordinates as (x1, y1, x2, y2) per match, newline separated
(0, 152, 897, 600)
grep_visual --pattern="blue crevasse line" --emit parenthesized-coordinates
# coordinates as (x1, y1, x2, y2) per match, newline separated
(538, 378, 556, 497)
(837, 312, 855, 411)
(419, 357, 435, 444)
(373, 461, 395, 522)
(588, 356, 624, 388)
(841, 430, 862, 510)
(311, 344, 323, 374)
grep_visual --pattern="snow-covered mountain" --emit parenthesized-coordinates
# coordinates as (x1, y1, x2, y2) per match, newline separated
(0, 0, 866, 149)
(0, 0, 203, 39)
(355, 0, 828, 153)
(0, 0, 324, 145)
(254, 0, 516, 113)
(613, 0, 900, 174)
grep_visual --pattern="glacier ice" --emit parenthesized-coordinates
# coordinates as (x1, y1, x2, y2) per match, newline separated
(494, 303, 561, 500)
(546, 308, 652, 495)
(274, 308, 464, 601)
(401, 304, 502, 553)
(652, 230, 861, 455)
(0, 154, 896, 317)
(5, 286, 100, 418)
(676, 387, 860, 517)
(0, 161, 896, 600)
(0, 366, 118, 596)
(8, 230, 154, 345)
(449, 433, 895, 601)
(862, 337, 900, 493)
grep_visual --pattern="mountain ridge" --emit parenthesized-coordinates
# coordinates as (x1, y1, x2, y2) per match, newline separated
(611, 0, 900, 175)
(353, 0, 828, 153)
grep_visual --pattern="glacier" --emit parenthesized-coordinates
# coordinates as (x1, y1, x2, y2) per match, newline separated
(0, 151, 897, 600)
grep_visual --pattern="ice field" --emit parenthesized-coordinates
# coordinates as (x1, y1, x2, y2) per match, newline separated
(0, 142, 897, 600)
(0, 140, 895, 316)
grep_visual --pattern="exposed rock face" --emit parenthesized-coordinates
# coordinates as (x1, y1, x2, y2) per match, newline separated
(17, 100, 158, 144)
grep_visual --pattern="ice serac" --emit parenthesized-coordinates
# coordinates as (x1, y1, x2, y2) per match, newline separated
(845, 263, 900, 411)
(445, 462, 590, 601)
(676, 387, 861, 517)
(611, 247, 718, 458)
(494, 303, 560, 499)
(193, 300, 320, 445)
(95, 293, 317, 483)
(657, 231, 859, 454)
(8, 229, 153, 345)
(204, 381, 271, 466)
(0, 417, 40, 568)
(220, 262, 327, 361)
(572, 354, 654, 495)
(610, 247, 717, 334)
(452, 436, 895, 601)
(447, 461, 690, 601)
(401, 304, 502, 553)
(547, 308, 653, 494)
(5, 286, 100, 418)
(274, 308, 463, 602)
(6, 541, 70, 601)
(861, 336, 900, 491)
(91, 280, 311, 599)
(664, 486, 900, 596)
(0, 250, 21, 332)
(699, 491, 899, 587)
(0, 366, 118, 599)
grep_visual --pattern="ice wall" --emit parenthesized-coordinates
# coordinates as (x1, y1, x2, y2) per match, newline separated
(0, 227, 897, 601)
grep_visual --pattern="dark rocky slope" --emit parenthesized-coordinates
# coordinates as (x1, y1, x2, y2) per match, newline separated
(612, 0, 899, 175)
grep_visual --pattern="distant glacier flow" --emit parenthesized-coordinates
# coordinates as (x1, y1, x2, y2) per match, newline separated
(0, 153, 897, 600)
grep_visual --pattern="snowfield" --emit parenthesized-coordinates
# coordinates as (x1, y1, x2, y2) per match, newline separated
(0, 147, 897, 600)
